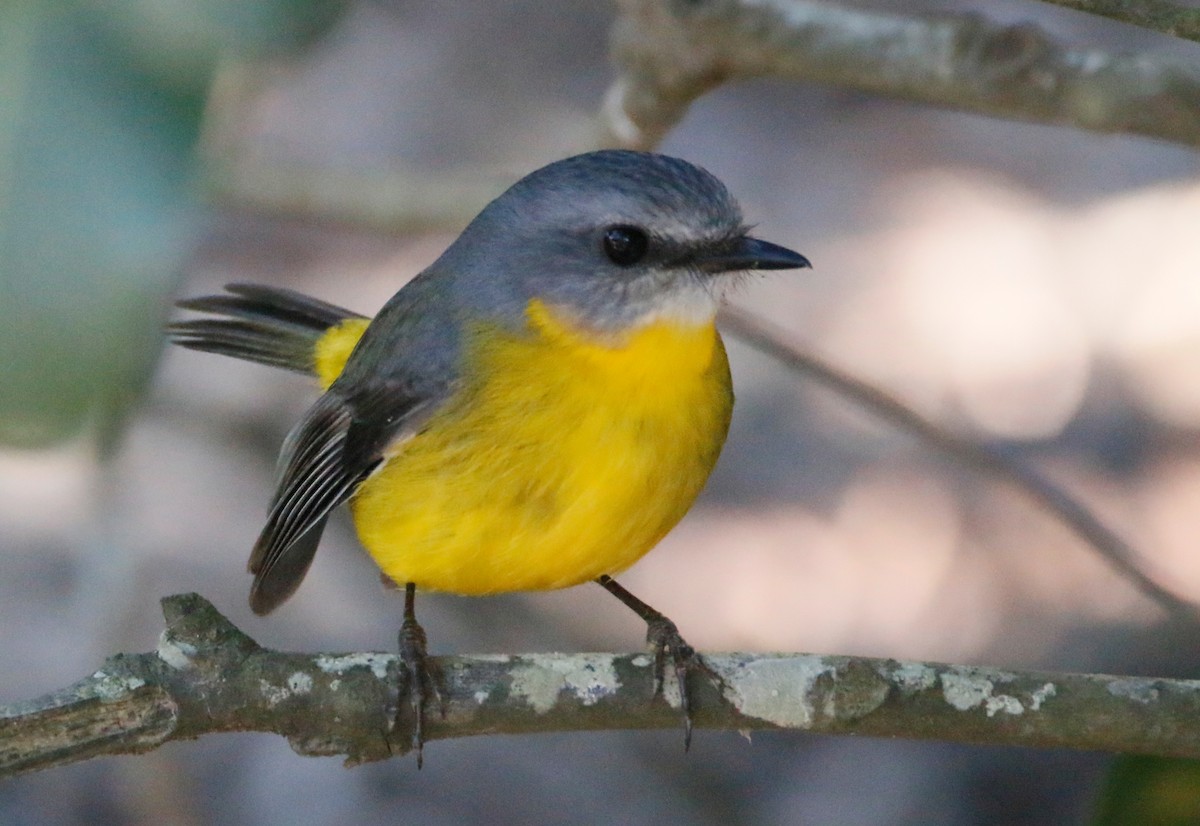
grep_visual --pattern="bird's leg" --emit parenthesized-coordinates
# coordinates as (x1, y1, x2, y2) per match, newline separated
(596, 575, 719, 750)
(388, 582, 445, 768)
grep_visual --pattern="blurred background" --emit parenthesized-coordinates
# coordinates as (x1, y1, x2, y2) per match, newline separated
(3, 1, 1200, 823)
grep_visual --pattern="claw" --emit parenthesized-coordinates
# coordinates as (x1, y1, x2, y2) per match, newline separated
(645, 614, 724, 750)
(598, 575, 722, 750)
(387, 582, 447, 768)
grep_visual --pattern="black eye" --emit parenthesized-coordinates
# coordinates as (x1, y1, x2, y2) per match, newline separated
(602, 225, 649, 267)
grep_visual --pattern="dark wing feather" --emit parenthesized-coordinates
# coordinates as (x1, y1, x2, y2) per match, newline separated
(248, 394, 364, 614)
(247, 378, 444, 615)
(248, 518, 328, 613)
(168, 284, 365, 375)
(177, 283, 360, 329)
(168, 320, 318, 373)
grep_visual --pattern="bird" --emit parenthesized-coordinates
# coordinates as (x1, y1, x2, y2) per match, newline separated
(168, 149, 810, 763)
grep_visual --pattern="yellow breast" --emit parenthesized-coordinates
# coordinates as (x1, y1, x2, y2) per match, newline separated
(333, 299, 733, 595)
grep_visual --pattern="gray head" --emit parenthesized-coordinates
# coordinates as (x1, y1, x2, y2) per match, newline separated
(439, 150, 810, 332)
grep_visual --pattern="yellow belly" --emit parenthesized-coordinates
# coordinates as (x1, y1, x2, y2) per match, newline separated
(324, 300, 733, 595)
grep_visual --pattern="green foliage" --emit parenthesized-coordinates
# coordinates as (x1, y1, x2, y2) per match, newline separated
(1094, 756, 1200, 826)
(0, 0, 347, 449)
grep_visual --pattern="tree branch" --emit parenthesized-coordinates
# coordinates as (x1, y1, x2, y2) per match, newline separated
(5, 593, 1200, 778)
(1039, 0, 1200, 44)
(603, 0, 1200, 150)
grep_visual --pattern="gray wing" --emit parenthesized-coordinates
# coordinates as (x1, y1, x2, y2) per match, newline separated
(245, 267, 469, 614)
(247, 378, 443, 615)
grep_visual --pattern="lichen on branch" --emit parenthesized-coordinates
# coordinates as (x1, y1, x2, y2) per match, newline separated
(5, 593, 1200, 778)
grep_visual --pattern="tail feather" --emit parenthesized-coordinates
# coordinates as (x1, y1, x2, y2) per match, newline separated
(168, 283, 366, 375)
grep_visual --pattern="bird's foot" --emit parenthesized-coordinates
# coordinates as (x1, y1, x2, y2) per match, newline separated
(386, 609, 446, 768)
(644, 613, 723, 751)
(596, 575, 724, 750)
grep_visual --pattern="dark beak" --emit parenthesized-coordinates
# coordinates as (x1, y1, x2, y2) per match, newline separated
(697, 236, 811, 273)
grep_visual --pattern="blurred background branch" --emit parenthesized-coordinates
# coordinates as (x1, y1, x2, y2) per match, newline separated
(718, 306, 1198, 621)
(603, 0, 1200, 151)
(201, 1, 1200, 228)
(1039, 0, 1200, 42)
(199, 63, 508, 232)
